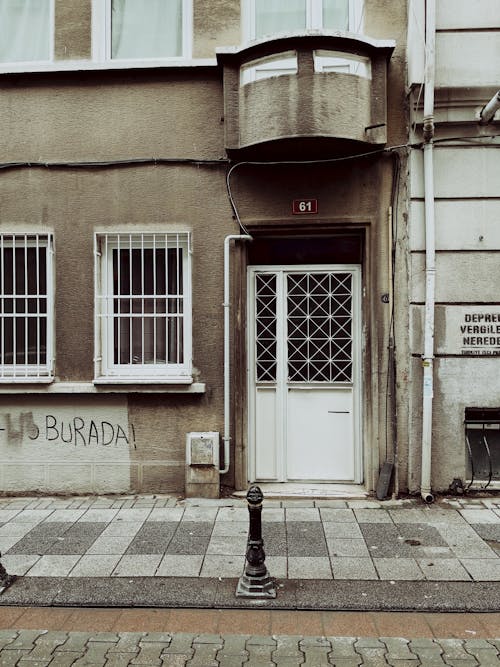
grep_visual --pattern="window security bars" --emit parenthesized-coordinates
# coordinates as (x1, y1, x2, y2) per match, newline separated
(0, 234, 54, 380)
(95, 233, 192, 381)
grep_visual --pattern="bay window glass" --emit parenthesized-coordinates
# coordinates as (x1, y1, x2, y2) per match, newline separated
(254, 0, 306, 39)
(111, 0, 183, 60)
(0, 0, 51, 63)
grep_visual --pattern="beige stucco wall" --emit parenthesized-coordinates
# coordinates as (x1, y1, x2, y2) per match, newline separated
(0, 0, 409, 496)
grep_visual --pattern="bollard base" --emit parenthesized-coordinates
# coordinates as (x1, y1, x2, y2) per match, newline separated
(0, 574, 17, 595)
(236, 569, 276, 599)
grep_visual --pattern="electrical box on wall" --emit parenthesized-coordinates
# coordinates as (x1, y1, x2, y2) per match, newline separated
(186, 432, 220, 467)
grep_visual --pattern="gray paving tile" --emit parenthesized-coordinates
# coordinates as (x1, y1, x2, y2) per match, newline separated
(353, 509, 393, 523)
(175, 521, 214, 536)
(10, 510, 54, 523)
(389, 509, 434, 523)
(100, 521, 144, 537)
(318, 509, 355, 522)
(262, 523, 287, 556)
(25, 555, 81, 577)
(114, 508, 152, 522)
(418, 558, 471, 581)
(126, 523, 177, 554)
(285, 508, 321, 521)
(46, 523, 108, 555)
(166, 534, 211, 556)
(68, 554, 121, 577)
(0, 522, 39, 539)
(206, 535, 247, 556)
(460, 509, 499, 524)
(359, 523, 416, 558)
(215, 508, 249, 522)
(460, 558, 500, 581)
(374, 557, 425, 580)
(180, 507, 217, 522)
(0, 554, 41, 575)
(200, 555, 244, 577)
(43, 510, 86, 523)
(322, 522, 362, 539)
(211, 521, 248, 538)
(148, 508, 185, 522)
(286, 522, 328, 557)
(156, 555, 203, 577)
(86, 535, 135, 555)
(326, 538, 370, 558)
(288, 556, 332, 579)
(330, 557, 378, 580)
(6, 523, 73, 555)
(265, 556, 287, 579)
(112, 555, 162, 577)
(261, 508, 285, 522)
(0, 510, 21, 521)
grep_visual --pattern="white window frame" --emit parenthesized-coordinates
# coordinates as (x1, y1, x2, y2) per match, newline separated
(94, 232, 193, 384)
(92, 0, 193, 63)
(0, 0, 54, 66)
(314, 49, 371, 77)
(0, 233, 54, 382)
(242, 0, 364, 42)
(240, 51, 298, 85)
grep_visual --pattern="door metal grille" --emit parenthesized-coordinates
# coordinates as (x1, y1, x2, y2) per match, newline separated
(255, 273, 277, 382)
(287, 272, 352, 382)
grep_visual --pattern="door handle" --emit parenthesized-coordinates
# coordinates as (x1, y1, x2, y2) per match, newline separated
(328, 411, 350, 414)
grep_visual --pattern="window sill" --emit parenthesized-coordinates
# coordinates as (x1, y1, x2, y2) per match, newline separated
(0, 380, 206, 394)
(0, 376, 53, 384)
(0, 58, 217, 76)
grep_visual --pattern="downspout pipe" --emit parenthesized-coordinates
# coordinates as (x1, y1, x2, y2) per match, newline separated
(421, 0, 436, 503)
(221, 233, 252, 475)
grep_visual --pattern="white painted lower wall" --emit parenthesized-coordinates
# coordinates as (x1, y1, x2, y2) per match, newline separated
(0, 395, 132, 494)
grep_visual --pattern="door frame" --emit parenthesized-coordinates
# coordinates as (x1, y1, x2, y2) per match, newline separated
(247, 263, 363, 484)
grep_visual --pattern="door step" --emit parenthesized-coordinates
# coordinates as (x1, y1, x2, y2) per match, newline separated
(233, 483, 368, 499)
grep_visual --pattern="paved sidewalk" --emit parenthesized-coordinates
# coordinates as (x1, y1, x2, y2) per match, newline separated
(1, 494, 500, 610)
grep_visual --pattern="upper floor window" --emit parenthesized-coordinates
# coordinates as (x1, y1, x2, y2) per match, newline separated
(0, 0, 52, 64)
(0, 234, 54, 381)
(103, 0, 192, 61)
(244, 0, 363, 41)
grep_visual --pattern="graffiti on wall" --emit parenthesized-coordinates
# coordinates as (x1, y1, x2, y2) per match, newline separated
(0, 413, 136, 449)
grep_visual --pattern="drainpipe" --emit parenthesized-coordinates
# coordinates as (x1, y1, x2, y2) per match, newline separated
(420, 0, 436, 503)
(221, 233, 252, 474)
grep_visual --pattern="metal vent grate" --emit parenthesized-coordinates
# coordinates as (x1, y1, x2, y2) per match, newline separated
(465, 408, 500, 488)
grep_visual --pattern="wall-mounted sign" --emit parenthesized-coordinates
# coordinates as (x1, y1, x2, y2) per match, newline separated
(292, 199, 318, 215)
(460, 311, 500, 356)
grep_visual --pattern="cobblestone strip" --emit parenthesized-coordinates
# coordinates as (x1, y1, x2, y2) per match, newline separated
(245, 635, 276, 667)
(463, 639, 500, 667)
(408, 638, 446, 665)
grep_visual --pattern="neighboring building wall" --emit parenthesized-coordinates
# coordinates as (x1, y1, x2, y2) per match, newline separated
(407, 0, 500, 492)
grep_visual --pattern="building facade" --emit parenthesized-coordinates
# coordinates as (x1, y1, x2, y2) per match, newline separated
(0, 0, 496, 499)
(406, 0, 500, 498)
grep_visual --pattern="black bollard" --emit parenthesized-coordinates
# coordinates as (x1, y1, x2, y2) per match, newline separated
(0, 552, 17, 595)
(236, 485, 276, 598)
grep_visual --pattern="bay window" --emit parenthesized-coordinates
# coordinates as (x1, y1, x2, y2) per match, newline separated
(95, 233, 192, 383)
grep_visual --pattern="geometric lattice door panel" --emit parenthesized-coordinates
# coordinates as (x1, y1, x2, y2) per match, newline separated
(287, 272, 352, 382)
(249, 266, 361, 484)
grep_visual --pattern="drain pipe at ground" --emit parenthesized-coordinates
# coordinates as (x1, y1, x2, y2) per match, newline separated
(221, 233, 252, 475)
(420, 0, 436, 504)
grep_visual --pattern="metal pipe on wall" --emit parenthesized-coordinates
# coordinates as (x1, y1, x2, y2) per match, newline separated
(420, 0, 436, 504)
(221, 233, 252, 475)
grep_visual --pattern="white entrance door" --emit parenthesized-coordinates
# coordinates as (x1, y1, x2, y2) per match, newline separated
(248, 266, 361, 483)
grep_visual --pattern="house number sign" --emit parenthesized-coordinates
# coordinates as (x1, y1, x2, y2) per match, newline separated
(292, 199, 318, 214)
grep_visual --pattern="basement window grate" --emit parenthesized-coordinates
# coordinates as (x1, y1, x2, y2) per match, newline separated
(465, 407, 500, 489)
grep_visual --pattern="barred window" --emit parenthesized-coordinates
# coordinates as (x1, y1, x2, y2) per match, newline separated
(0, 233, 54, 380)
(94, 233, 192, 383)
